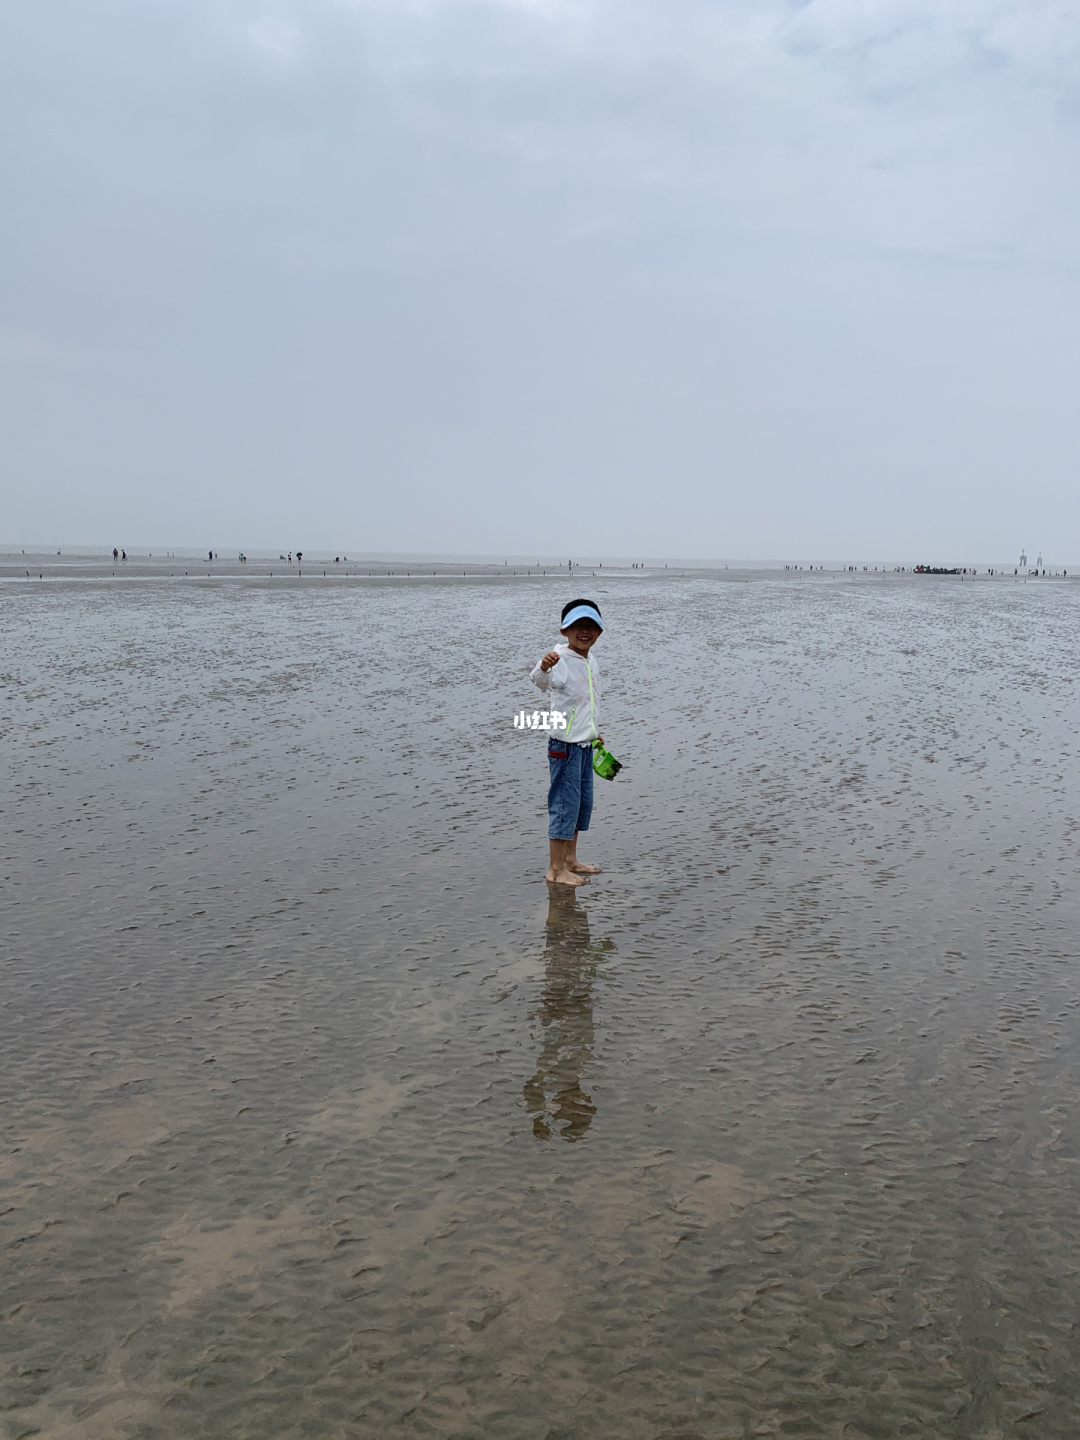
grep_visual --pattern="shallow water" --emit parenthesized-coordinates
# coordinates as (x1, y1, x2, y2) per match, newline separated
(3, 567, 1079, 1439)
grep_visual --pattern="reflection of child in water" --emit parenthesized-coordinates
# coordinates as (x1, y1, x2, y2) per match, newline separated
(523, 889, 613, 1142)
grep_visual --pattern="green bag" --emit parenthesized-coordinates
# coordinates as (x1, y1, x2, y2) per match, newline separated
(592, 740, 622, 780)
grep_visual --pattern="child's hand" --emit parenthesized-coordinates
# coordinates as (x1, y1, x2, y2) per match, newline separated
(539, 650, 561, 672)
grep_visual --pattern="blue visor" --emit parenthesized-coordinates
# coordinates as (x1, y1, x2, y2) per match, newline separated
(561, 604, 603, 630)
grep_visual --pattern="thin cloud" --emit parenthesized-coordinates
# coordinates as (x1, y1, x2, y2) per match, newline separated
(248, 16, 303, 58)
(2, 0, 1078, 555)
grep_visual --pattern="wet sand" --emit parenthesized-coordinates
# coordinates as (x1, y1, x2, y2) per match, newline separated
(3, 564, 1079, 1438)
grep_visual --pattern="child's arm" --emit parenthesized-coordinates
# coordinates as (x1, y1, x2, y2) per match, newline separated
(529, 650, 565, 691)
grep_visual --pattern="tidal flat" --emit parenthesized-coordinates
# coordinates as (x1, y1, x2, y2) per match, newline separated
(3, 563, 1079, 1438)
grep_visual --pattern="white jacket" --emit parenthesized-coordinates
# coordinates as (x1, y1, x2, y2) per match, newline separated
(528, 643, 601, 744)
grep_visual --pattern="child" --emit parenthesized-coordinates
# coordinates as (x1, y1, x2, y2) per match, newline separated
(529, 599, 605, 887)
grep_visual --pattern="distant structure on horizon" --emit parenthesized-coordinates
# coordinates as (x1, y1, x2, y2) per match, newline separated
(1020, 550, 1027, 567)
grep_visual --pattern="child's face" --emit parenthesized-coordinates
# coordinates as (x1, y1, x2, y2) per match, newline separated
(561, 621, 601, 655)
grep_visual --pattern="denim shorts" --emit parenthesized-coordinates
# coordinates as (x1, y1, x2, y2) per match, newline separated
(547, 737, 594, 840)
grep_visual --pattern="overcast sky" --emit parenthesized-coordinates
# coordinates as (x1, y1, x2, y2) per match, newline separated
(4, 0, 1080, 560)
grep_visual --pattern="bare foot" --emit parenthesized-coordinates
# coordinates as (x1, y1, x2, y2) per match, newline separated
(546, 868, 589, 886)
(569, 861, 602, 874)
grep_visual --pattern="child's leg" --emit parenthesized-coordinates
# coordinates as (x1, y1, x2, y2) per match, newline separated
(566, 832, 601, 874)
(567, 749, 600, 873)
(547, 837, 587, 886)
(547, 740, 588, 886)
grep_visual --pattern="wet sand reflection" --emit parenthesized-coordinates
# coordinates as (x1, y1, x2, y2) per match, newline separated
(6, 569, 1080, 1437)
(523, 888, 613, 1141)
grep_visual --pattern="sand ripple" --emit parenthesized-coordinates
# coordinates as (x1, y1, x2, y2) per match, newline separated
(3, 568, 1079, 1437)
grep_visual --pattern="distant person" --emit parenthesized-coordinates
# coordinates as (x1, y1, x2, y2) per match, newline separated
(529, 600, 607, 887)
(121, 550, 126, 561)
(296, 551, 302, 562)
(113, 548, 118, 561)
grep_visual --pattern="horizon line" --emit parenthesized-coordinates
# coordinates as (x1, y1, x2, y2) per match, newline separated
(2, 546, 1071, 570)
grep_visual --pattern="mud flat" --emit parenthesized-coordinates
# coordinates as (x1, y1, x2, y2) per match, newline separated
(3, 569, 1079, 1437)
